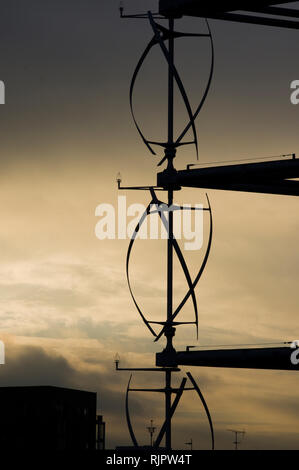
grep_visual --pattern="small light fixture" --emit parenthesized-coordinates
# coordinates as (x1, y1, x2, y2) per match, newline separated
(114, 353, 120, 369)
(116, 172, 122, 188)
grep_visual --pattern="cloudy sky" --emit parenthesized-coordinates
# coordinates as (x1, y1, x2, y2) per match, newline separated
(0, 0, 298, 450)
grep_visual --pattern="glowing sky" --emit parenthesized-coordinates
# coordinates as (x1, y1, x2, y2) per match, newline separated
(0, 0, 298, 450)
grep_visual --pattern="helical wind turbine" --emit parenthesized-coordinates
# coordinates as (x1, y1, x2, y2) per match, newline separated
(115, 3, 215, 450)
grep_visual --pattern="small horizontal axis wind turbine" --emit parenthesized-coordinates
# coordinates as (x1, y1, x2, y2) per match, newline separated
(114, 0, 299, 451)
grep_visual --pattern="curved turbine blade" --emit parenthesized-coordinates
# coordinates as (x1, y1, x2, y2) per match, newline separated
(126, 375, 139, 447)
(126, 199, 157, 337)
(130, 24, 203, 155)
(130, 37, 157, 155)
(187, 372, 214, 450)
(149, 189, 198, 342)
(155, 194, 213, 342)
(176, 20, 215, 149)
(154, 377, 187, 448)
(148, 12, 199, 159)
(129, 15, 212, 159)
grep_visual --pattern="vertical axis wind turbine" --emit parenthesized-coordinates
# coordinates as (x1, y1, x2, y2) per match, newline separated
(116, 1, 215, 451)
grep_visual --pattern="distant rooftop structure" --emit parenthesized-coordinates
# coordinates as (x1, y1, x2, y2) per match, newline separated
(0, 386, 99, 450)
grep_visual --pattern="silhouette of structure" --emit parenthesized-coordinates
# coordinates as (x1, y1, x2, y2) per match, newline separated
(227, 429, 246, 450)
(157, 344, 299, 370)
(0, 386, 98, 450)
(117, 3, 215, 451)
(117, 1, 299, 451)
(96, 414, 106, 450)
(147, 420, 156, 447)
(158, 155, 299, 197)
(185, 438, 193, 450)
(159, 1, 299, 29)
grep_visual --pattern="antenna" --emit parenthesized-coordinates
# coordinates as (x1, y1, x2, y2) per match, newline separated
(185, 438, 193, 450)
(227, 429, 246, 450)
(147, 419, 156, 447)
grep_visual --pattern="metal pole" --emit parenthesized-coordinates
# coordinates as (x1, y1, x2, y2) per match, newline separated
(165, 369, 172, 450)
(168, 17, 174, 146)
(147, 419, 156, 447)
(164, 17, 175, 452)
(167, 188, 173, 326)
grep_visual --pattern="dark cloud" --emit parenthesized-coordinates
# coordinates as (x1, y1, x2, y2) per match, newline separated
(0, 343, 149, 448)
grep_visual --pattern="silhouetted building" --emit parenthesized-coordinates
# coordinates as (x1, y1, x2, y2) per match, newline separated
(0, 386, 97, 450)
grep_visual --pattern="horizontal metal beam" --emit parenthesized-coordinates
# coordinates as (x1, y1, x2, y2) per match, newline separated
(159, 0, 291, 16)
(173, 180, 299, 197)
(156, 347, 299, 371)
(205, 11, 299, 30)
(159, 1, 299, 29)
(157, 158, 299, 196)
(243, 6, 299, 19)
